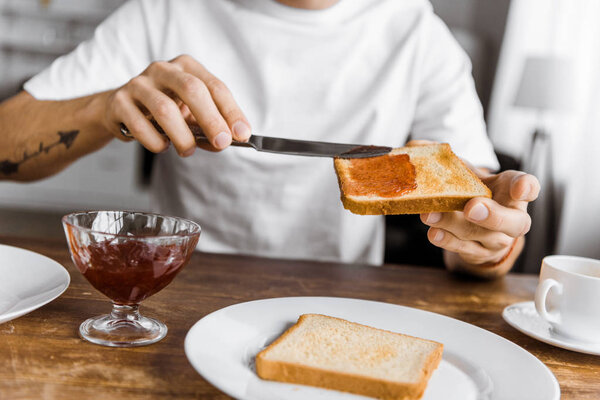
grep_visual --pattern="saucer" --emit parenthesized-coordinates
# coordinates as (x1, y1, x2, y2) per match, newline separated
(502, 301, 600, 356)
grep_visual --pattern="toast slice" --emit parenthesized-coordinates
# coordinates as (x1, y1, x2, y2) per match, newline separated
(255, 314, 443, 400)
(334, 143, 491, 215)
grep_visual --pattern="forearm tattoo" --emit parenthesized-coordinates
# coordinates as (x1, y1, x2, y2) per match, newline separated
(0, 130, 79, 175)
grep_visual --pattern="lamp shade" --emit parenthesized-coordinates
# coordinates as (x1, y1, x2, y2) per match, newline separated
(513, 56, 576, 112)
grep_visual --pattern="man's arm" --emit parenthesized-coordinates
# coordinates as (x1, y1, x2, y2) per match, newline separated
(0, 55, 251, 182)
(0, 91, 113, 181)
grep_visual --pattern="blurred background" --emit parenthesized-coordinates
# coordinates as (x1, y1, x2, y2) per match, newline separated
(0, 0, 598, 272)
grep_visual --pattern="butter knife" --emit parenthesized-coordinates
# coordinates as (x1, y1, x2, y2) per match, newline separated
(121, 121, 392, 159)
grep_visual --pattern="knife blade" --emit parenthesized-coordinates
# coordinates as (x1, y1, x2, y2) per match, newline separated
(187, 124, 392, 159)
(125, 121, 393, 159)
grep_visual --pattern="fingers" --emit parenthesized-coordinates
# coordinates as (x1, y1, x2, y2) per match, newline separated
(128, 76, 197, 156)
(421, 210, 516, 250)
(106, 90, 170, 152)
(464, 198, 531, 238)
(105, 56, 251, 155)
(418, 168, 537, 268)
(154, 70, 232, 150)
(118, 101, 170, 153)
(481, 170, 539, 210)
(510, 173, 540, 203)
(171, 55, 251, 142)
(427, 228, 499, 265)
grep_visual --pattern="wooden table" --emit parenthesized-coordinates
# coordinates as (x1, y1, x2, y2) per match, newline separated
(1, 235, 599, 399)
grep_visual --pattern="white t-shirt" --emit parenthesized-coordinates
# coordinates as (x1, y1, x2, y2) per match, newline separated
(25, 0, 499, 265)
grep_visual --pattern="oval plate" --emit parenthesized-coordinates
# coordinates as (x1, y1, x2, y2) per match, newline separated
(185, 297, 559, 400)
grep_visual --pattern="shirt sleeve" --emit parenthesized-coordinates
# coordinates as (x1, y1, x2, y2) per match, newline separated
(410, 11, 499, 171)
(24, 0, 154, 101)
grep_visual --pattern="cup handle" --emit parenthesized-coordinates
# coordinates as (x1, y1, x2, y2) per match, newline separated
(535, 278, 563, 324)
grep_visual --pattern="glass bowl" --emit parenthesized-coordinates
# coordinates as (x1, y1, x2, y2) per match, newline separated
(62, 211, 201, 347)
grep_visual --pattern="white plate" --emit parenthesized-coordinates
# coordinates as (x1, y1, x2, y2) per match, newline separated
(503, 301, 600, 356)
(0, 244, 70, 324)
(185, 297, 559, 400)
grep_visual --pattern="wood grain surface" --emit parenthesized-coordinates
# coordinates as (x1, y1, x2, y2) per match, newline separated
(1, 235, 599, 399)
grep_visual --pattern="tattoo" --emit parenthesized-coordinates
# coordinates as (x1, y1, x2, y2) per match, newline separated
(0, 130, 79, 175)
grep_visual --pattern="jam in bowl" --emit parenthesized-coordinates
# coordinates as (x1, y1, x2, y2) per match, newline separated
(63, 211, 200, 347)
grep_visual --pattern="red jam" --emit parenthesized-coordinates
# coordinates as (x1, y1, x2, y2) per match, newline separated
(344, 153, 417, 198)
(70, 238, 197, 305)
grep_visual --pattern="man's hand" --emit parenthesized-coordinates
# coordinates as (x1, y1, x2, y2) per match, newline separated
(101, 54, 251, 157)
(420, 169, 540, 278)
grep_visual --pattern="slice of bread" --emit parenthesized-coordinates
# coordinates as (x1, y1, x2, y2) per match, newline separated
(256, 314, 443, 400)
(334, 143, 491, 215)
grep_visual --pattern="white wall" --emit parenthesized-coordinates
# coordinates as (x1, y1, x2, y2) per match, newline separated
(487, 0, 600, 262)
(430, 0, 511, 111)
(0, 0, 150, 213)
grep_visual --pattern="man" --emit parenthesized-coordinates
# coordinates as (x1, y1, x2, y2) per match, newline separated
(0, 0, 539, 278)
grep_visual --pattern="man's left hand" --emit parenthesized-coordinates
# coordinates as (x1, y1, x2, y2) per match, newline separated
(420, 169, 540, 278)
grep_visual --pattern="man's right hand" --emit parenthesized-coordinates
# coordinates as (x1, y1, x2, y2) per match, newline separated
(102, 54, 251, 157)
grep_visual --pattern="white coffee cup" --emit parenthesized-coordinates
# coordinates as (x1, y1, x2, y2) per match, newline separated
(535, 255, 600, 343)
